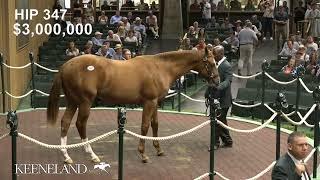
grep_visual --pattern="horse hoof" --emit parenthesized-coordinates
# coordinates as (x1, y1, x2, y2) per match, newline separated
(141, 155, 149, 163)
(64, 158, 73, 164)
(91, 157, 101, 163)
(157, 150, 165, 156)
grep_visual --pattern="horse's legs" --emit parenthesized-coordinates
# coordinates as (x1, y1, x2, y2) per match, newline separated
(76, 102, 100, 163)
(60, 103, 77, 164)
(151, 107, 164, 156)
(138, 99, 157, 163)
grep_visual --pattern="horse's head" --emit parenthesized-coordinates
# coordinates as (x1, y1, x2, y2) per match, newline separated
(194, 47, 220, 87)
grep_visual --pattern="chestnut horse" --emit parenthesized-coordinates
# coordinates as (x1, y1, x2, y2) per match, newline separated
(47, 48, 219, 164)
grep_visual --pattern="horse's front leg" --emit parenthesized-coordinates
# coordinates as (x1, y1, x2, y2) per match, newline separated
(151, 107, 164, 156)
(138, 99, 157, 163)
(60, 104, 77, 164)
(76, 102, 100, 163)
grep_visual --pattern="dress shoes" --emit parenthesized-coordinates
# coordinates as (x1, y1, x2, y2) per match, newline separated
(220, 143, 233, 148)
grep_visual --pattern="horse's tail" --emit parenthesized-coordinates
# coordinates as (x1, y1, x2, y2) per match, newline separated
(47, 72, 62, 125)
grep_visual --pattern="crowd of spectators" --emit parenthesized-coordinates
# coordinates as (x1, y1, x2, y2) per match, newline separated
(188, 0, 320, 82)
(50, 0, 161, 61)
(279, 35, 319, 81)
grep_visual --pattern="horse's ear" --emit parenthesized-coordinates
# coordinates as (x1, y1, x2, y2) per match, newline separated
(205, 46, 209, 58)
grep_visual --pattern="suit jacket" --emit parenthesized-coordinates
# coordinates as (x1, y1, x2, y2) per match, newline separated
(272, 153, 310, 180)
(205, 58, 233, 108)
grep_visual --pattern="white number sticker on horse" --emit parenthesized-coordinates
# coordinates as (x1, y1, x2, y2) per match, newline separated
(87, 66, 95, 71)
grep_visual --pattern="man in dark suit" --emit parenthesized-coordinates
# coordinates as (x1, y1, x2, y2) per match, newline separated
(272, 131, 310, 180)
(205, 45, 233, 149)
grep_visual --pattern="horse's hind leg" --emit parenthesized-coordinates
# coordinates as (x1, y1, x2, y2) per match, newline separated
(138, 99, 157, 163)
(61, 103, 77, 164)
(76, 102, 100, 163)
(151, 108, 164, 156)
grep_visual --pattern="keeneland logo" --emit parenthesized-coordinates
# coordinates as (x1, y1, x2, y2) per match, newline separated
(94, 162, 111, 174)
(15, 162, 111, 175)
(15, 164, 88, 174)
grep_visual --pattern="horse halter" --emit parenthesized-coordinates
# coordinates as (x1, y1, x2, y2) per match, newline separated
(202, 56, 218, 83)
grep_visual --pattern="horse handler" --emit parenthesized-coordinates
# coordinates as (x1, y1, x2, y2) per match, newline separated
(205, 45, 233, 150)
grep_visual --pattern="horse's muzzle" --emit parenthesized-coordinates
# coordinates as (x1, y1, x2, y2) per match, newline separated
(210, 77, 220, 88)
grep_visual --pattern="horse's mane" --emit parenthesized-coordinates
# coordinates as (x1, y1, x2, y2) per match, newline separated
(155, 50, 204, 62)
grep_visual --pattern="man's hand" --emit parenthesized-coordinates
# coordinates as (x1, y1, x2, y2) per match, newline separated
(295, 163, 306, 176)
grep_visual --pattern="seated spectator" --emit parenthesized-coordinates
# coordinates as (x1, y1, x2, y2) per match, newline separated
(116, 26, 127, 41)
(206, 16, 220, 29)
(244, 0, 255, 11)
(183, 26, 197, 40)
(234, 20, 243, 35)
(84, 3, 94, 22)
(130, 25, 142, 46)
(283, 34, 300, 50)
(146, 11, 159, 39)
(197, 28, 207, 40)
(66, 41, 80, 57)
(230, 0, 242, 10)
(122, 17, 131, 32)
(193, 21, 200, 34)
(213, 37, 221, 46)
(179, 38, 193, 50)
(96, 42, 115, 58)
(295, 31, 303, 45)
(221, 18, 234, 30)
(138, 0, 149, 10)
(133, 17, 146, 37)
(82, 45, 92, 55)
(306, 50, 319, 73)
(92, 31, 104, 46)
(217, 0, 225, 11)
(281, 58, 296, 74)
(279, 40, 297, 56)
(117, 21, 125, 28)
(305, 36, 318, 55)
(73, 2, 83, 24)
(81, 40, 96, 54)
(106, 30, 122, 43)
(125, 30, 139, 46)
(112, 44, 124, 60)
(101, 0, 111, 11)
(123, 49, 132, 60)
(98, 11, 108, 25)
(195, 38, 206, 51)
(150, 1, 158, 11)
(82, 16, 94, 25)
(190, 0, 201, 11)
(222, 31, 239, 53)
(121, 0, 134, 9)
(110, 10, 122, 25)
(127, 11, 135, 24)
(295, 46, 309, 65)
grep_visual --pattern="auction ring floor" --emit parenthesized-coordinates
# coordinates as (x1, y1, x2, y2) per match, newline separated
(0, 109, 315, 180)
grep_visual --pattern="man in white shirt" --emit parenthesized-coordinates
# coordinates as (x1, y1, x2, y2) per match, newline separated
(279, 40, 297, 56)
(106, 30, 122, 43)
(272, 131, 310, 180)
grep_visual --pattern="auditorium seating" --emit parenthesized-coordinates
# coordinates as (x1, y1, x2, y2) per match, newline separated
(232, 73, 317, 120)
